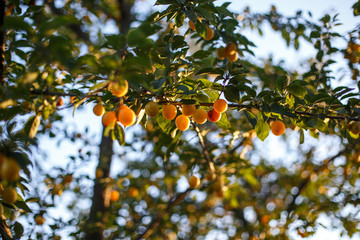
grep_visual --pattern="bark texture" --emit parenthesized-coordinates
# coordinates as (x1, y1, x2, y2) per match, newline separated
(84, 130, 113, 240)
(0, 0, 5, 85)
(84, 1, 133, 239)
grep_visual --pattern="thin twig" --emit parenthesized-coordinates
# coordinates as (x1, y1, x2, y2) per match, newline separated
(30, 90, 77, 97)
(286, 149, 346, 219)
(135, 189, 192, 240)
(194, 124, 215, 173)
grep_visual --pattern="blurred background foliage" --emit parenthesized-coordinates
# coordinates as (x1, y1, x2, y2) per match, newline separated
(0, 0, 360, 239)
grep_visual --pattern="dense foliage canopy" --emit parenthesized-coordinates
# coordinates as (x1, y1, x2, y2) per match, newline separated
(0, 0, 360, 239)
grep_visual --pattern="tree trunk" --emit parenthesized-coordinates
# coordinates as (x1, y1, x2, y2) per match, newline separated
(0, 3, 12, 239)
(84, 1, 132, 239)
(84, 129, 113, 240)
(0, 0, 6, 85)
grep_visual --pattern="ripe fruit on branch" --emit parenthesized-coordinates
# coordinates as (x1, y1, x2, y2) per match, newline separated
(63, 174, 73, 184)
(2, 186, 17, 204)
(225, 43, 237, 56)
(205, 26, 214, 41)
(53, 184, 63, 196)
(93, 103, 105, 116)
(182, 105, 196, 117)
(102, 111, 117, 128)
(213, 99, 228, 113)
(188, 20, 196, 31)
(35, 215, 45, 225)
(162, 104, 177, 120)
(193, 108, 207, 124)
(175, 115, 190, 131)
(205, 172, 216, 181)
(128, 187, 139, 198)
(188, 176, 200, 189)
(117, 107, 136, 127)
(110, 190, 120, 202)
(145, 102, 159, 118)
(110, 80, 128, 97)
(270, 120, 286, 136)
(217, 47, 226, 60)
(70, 96, 75, 104)
(208, 109, 221, 122)
(56, 97, 63, 107)
(2, 158, 21, 182)
(227, 52, 238, 62)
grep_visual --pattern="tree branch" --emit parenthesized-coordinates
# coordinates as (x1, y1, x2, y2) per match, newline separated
(135, 188, 192, 240)
(30, 90, 77, 97)
(286, 149, 346, 219)
(193, 124, 215, 173)
(26, 90, 360, 121)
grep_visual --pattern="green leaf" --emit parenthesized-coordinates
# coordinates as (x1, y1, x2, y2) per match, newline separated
(155, 0, 175, 5)
(306, 118, 328, 132)
(238, 84, 256, 98)
(286, 84, 307, 99)
(196, 67, 224, 75)
(244, 110, 257, 128)
(152, 77, 166, 90)
(197, 5, 215, 21)
(255, 114, 270, 141)
(15, 201, 32, 213)
(39, 15, 79, 33)
(316, 50, 324, 61)
(104, 34, 126, 49)
(171, 35, 188, 50)
(340, 92, 359, 100)
(13, 221, 24, 238)
(90, 81, 109, 91)
(275, 75, 289, 94)
(138, 22, 163, 36)
(224, 85, 240, 102)
(19, 72, 38, 84)
(216, 113, 231, 129)
(157, 113, 173, 134)
(127, 29, 153, 48)
(10, 152, 32, 174)
(184, 10, 198, 22)
(72, 96, 88, 116)
(193, 50, 212, 59)
(310, 30, 321, 38)
(286, 94, 295, 108)
(5, 16, 32, 32)
(114, 124, 125, 146)
(353, 1, 360, 16)
(195, 20, 207, 38)
(175, 12, 185, 27)
(28, 113, 41, 139)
